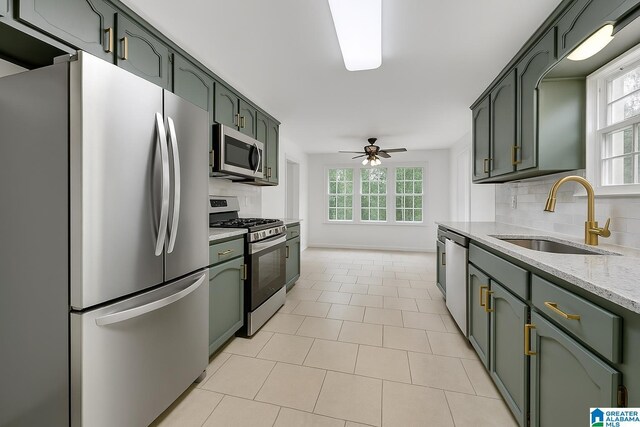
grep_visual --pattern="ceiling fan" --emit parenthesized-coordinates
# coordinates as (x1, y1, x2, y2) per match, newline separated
(339, 138, 407, 166)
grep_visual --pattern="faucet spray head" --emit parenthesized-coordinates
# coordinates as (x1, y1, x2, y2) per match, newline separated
(544, 196, 556, 212)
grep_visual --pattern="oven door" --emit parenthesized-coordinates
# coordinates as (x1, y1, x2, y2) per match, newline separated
(213, 124, 264, 178)
(247, 234, 287, 311)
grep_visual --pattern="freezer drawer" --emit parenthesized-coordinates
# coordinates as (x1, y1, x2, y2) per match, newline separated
(71, 270, 208, 427)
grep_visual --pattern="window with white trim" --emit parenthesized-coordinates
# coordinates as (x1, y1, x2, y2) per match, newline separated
(360, 168, 387, 221)
(325, 164, 425, 224)
(587, 45, 640, 194)
(395, 167, 424, 222)
(327, 168, 353, 221)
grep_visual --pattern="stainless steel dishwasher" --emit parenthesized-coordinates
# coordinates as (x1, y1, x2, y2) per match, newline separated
(441, 228, 469, 336)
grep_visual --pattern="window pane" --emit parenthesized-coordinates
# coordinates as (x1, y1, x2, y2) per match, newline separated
(396, 209, 403, 221)
(346, 169, 353, 180)
(405, 196, 414, 208)
(405, 168, 414, 180)
(414, 168, 423, 180)
(602, 156, 635, 185)
(396, 168, 404, 180)
(329, 196, 336, 207)
(414, 181, 423, 193)
(405, 181, 414, 194)
(329, 169, 336, 181)
(337, 209, 345, 220)
(362, 182, 370, 193)
(603, 127, 635, 158)
(609, 92, 640, 124)
(328, 168, 354, 221)
(362, 209, 369, 220)
(405, 210, 414, 221)
(329, 209, 336, 220)
(346, 195, 353, 206)
(337, 195, 345, 207)
(380, 195, 386, 207)
(415, 195, 423, 208)
(361, 196, 369, 207)
(329, 182, 337, 194)
(396, 196, 402, 208)
(396, 181, 403, 193)
(346, 208, 353, 220)
(414, 209, 423, 221)
(370, 182, 378, 194)
(380, 210, 386, 221)
(346, 182, 353, 193)
(370, 209, 378, 221)
(609, 67, 640, 102)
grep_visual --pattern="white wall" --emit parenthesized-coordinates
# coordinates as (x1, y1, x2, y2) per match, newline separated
(449, 132, 496, 222)
(307, 150, 450, 252)
(262, 125, 309, 250)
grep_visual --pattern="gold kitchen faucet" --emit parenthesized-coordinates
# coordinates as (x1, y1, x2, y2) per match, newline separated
(543, 176, 611, 246)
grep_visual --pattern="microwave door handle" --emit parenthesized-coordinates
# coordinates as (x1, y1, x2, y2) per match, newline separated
(166, 117, 180, 254)
(155, 112, 170, 256)
(253, 142, 261, 175)
(94, 273, 206, 326)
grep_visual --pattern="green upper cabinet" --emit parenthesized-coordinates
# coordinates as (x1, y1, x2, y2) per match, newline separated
(214, 82, 257, 138)
(172, 54, 213, 120)
(529, 312, 620, 427)
(256, 111, 268, 143)
(490, 69, 517, 177)
(556, 0, 629, 58)
(266, 118, 279, 184)
(490, 282, 528, 427)
(115, 13, 170, 89)
(468, 264, 490, 367)
(238, 99, 256, 138)
(516, 29, 556, 172)
(16, 0, 115, 62)
(214, 82, 239, 128)
(472, 96, 491, 181)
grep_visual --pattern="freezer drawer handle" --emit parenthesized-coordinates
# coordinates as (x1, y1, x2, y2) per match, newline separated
(95, 273, 206, 326)
(155, 113, 170, 256)
(167, 116, 181, 253)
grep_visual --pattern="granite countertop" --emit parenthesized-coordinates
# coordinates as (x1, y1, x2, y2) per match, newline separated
(283, 219, 302, 226)
(209, 228, 247, 242)
(437, 221, 640, 314)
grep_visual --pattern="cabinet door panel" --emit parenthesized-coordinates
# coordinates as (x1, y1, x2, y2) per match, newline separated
(116, 14, 170, 89)
(286, 236, 301, 290)
(266, 119, 279, 184)
(530, 312, 620, 427)
(490, 282, 528, 427)
(17, 0, 115, 61)
(557, 0, 628, 58)
(490, 69, 516, 177)
(436, 240, 446, 296)
(214, 82, 238, 128)
(238, 99, 256, 138)
(517, 29, 556, 171)
(472, 96, 490, 181)
(256, 111, 268, 144)
(209, 257, 244, 355)
(173, 54, 213, 117)
(468, 264, 490, 367)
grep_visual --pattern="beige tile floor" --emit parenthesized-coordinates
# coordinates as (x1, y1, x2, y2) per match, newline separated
(151, 248, 518, 427)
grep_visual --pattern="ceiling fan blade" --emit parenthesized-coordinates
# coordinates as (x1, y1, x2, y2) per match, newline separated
(381, 148, 407, 153)
(352, 155, 366, 159)
(339, 151, 365, 154)
(378, 151, 391, 158)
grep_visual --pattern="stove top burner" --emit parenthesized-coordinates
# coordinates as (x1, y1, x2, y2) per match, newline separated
(210, 218, 280, 228)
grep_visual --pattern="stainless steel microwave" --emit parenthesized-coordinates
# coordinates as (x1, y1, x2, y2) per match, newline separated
(211, 124, 264, 179)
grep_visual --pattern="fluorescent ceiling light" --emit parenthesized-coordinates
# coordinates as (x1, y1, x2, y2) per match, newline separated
(567, 24, 614, 61)
(328, 0, 382, 71)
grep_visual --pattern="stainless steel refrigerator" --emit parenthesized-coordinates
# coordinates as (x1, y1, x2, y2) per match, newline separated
(0, 51, 209, 427)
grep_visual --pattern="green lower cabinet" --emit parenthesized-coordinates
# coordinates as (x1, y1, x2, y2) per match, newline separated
(468, 265, 490, 367)
(285, 236, 300, 291)
(529, 312, 620, 427)
(436, 240, 446, 296)
(489, 282, 528, 427)
(208, 256, 245, 356)
(116, 13, 170, 89)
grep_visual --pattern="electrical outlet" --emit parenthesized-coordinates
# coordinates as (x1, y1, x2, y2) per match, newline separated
(511, 195, 517, 209)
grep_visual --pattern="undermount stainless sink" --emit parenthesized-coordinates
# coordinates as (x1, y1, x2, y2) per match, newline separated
(496, 238, 614, 255)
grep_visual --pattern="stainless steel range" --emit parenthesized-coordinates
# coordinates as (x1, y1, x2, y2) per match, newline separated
(209, 196, 287, 336)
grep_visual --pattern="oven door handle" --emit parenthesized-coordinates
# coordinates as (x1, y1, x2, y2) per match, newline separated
(250, 234, 286, 254)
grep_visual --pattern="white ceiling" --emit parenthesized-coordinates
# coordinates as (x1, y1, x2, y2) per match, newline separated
(121, 0, 563, 153)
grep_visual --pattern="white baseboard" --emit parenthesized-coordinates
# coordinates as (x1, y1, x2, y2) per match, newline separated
(307, 243, 436, 253)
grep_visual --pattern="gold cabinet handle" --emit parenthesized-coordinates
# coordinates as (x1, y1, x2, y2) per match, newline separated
(479, 285, 488, 307)
(484, 290, 494, 313)
(240, 116, 246, 128)
(120, 36, 129, 60)
(512, 145, 522, 165)
(104, 27, 113, 53)
(544, 302, 581, 320)
(441, 252, 446, 266)
(286, 245, 290, 259)
(267, 167, 272, 178)
(241, 264, 247, 280)
(233, 113, 240, 126)
(483, 158, 489, 174)
(218, 249, 234, 256)
(524, 323, 536, 356)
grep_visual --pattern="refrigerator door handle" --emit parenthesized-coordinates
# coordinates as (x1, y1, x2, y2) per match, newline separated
(167, 116, 181, 253)
(94, 273, 206, 326)
(155, 112, 170, 256)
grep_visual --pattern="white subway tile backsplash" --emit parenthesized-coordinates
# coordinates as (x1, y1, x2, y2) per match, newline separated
(209, 178, 262, 217)
(495, 170, 640, 250)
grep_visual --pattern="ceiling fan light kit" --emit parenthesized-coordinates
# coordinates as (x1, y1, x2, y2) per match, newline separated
(327, 0, 382, 71)
(339, 137, 407, 166)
